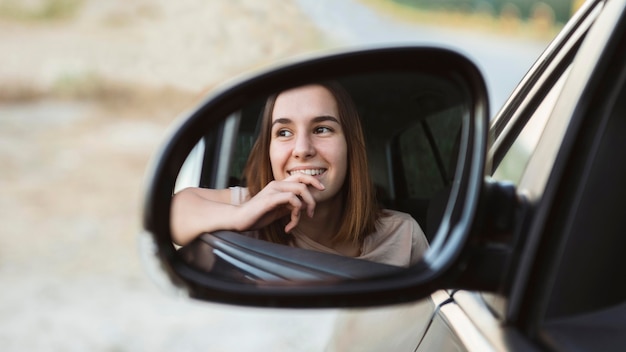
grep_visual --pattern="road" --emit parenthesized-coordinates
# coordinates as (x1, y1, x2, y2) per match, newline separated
(296, 0, 550, 114)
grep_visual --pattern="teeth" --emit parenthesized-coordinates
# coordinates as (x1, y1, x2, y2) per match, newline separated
(290, 169, 325, 176)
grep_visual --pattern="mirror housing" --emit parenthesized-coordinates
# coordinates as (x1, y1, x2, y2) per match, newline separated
(141, 46, 489, 307)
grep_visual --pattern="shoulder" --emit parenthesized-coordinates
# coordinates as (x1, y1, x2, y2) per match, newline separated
(375, 209, 428, 251)
(359, 209, 428, 267)
(365, 209, 423, 245)
(377, 209, 420, 231)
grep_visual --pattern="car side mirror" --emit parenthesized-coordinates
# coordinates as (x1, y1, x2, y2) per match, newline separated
(140, 46, 489, 307)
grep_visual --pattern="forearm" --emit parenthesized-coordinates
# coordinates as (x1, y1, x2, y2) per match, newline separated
(171, 177, 321, 246)
(170, 188, 241, 246)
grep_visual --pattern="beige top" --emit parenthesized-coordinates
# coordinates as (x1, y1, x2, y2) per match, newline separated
(230, 187, 428, 268)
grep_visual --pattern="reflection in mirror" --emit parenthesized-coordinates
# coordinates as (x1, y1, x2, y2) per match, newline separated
(171, 72, 465, 284)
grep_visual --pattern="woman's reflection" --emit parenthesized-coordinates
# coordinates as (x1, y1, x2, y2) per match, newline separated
(171, 82, 428, 267)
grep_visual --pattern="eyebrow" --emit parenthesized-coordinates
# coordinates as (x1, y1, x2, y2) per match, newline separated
(272, 115, 340, 126)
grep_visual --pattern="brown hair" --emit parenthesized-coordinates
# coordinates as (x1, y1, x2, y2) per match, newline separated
(243, 82, 380, 245)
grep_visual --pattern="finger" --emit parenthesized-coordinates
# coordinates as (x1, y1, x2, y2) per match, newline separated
(284, 197, 302, 233)
(268, 181, 316, 218)
(285, 173, 325, 191)
(291, 184, 316, 218)
(284, 217, 297, 234)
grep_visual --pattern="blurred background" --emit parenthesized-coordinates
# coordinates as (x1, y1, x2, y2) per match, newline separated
(0, 0, 574, 350)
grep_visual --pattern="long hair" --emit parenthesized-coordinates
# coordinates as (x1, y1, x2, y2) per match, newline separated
(243, 81, 380, 245)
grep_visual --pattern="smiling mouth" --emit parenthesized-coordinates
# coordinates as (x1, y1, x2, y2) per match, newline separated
(288, 168, 327, 176)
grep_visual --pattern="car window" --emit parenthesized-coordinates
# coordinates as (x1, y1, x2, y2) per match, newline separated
(231, 132, 255, 184)
(492, 66, 570, 186)
(389, 106, 463, 238)
(395, 108, 462, 198)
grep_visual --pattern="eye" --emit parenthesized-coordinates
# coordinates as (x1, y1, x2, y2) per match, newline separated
(277, 129, 293, 137)
(314, 126, 332, 134)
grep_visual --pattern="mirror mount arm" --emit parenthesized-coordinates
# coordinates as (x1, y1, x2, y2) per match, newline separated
(451, 179, 528, 293)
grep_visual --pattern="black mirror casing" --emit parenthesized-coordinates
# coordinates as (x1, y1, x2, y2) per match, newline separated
(141, 46, 489, 308)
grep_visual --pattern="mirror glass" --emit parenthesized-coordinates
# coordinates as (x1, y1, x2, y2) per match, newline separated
(170, 71, 467, 285)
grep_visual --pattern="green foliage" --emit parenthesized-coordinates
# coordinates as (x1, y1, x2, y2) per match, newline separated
(359, 0, 566, 39)
(0, 0, 82, 22)
(392, 0, 572, 24)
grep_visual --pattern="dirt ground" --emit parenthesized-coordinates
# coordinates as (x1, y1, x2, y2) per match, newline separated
(0, 1, 339, 350)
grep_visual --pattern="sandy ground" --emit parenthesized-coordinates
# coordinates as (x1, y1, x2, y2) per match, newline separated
(0, 1, 340, 350)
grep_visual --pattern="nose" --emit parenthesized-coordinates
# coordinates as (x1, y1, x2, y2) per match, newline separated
(292, 133, 315, 159)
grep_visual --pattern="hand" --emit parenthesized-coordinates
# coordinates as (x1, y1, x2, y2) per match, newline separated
(237, 174, 325, 233)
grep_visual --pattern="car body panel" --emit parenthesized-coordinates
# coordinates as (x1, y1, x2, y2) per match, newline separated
(326, 291, 450, 352)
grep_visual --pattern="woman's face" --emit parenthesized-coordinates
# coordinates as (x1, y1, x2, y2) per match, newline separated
(269, 85, 348, 203)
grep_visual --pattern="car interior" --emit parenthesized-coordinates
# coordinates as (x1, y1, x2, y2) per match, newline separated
(176, 71, 467, 283)
(202, 72, 463, 237)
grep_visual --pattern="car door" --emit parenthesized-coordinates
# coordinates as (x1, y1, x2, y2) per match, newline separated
(416, 0, 626, 350)
(333, 2, 599, 349)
